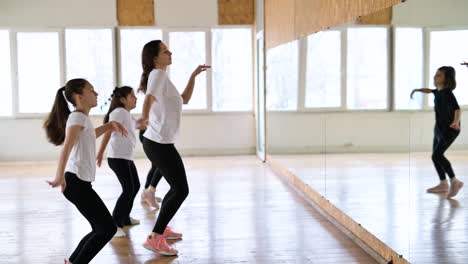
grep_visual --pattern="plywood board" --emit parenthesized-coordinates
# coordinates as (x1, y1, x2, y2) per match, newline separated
(218, 0, 255, 25)
(265, 0, 295, 49)
(117, 0, 155, 26)
(357, 7, 393, 24)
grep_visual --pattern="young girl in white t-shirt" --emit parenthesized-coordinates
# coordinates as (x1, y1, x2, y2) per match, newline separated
(44, 79, 127, 264)
(97, 86, 143, 237)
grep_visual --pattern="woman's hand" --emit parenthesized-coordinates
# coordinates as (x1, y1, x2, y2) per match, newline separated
(46, 177, 66, 192)
(110, 121, 128, 137)
(191, 64, 211, 78)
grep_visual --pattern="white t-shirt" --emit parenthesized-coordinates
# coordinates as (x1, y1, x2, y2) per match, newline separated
(143, 69, 183, 144)
(65, 112, 96, 182)
(107, 107, 137, 160)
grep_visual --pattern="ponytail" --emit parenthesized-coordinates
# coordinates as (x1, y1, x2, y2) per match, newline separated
(43, 87, 71, 145)
(138, 40, 162, 94)
(43, 78, 88, 145)
(103, 86, 134, 124)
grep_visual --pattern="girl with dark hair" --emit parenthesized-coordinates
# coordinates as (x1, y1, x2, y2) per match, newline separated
(139, 40, 210, 255)
(44, 79, 127, 264)
(411, 66, 464, 198)
(97, 86, 143, 237)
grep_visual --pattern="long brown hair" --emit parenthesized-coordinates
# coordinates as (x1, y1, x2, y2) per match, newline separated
(43, 79, 88, 146)
(139, 40, 162, 94)
(103, 86, 134, 124)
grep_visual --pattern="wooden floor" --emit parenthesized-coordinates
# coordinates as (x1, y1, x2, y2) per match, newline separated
(0, 156, 377, 264)
(274, 152, 468, 264)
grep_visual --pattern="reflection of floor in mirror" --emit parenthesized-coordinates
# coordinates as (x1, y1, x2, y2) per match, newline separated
(0, 156, 377, 264)
(274, 152, 468, 264)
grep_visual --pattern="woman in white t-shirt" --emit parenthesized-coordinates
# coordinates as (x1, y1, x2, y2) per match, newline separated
(44, 79, 127, 264)
(138, 40, 210, 256)
(97, 86, 143, 237)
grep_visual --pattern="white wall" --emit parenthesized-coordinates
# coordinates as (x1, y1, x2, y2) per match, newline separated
(0, 113, 255, 162)
(393, 0, 468, 26)
(155, 0, 218, 27)
(268, 111, 468, 154)
(0, 0, 117, 27)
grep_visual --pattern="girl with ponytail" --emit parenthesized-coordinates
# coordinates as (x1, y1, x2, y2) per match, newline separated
(139, 40, 210, 256)
(97, 86, 143, 237)
(44, 79, 127, 264)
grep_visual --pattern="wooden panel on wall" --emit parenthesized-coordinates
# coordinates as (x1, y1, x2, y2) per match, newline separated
(117, 0, 154, 26)
(357, 7, 393, 25)
(218, 0, 255, 25)
(295, 0, 401, 40)
(265, 0, 295, 49)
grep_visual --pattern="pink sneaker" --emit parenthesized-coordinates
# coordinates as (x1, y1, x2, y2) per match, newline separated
(164, 226, 183, 240)
(141, 189, 159, 209)
(447, 180, 464, 198)
(427, 182, 449, 193)
(143, 235, 178, 256)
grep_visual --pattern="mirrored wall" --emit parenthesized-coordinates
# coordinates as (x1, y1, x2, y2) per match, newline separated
(265, 0, 468, 262)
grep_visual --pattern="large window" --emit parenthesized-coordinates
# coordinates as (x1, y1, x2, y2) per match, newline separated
(347, 28, 388, 110)
(65, 29, 114, 115)
(119, 29, 163, 113)
(169, 31, 207, 110)
(212, 28, 253, 111)
(266, 40, 299, 110)
(0, 30, 12, 116)
(305, 31, 341, 108)
(394, 28, 424, 110)
(429, 30, 468, 106)
(2, 26, 253, 117)
(17, 32, 60, 114)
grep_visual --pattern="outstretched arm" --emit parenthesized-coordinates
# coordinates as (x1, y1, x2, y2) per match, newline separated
(410, 88, 433, 99)
(95, 121, 127, 138)
(181, 65, 211, 104)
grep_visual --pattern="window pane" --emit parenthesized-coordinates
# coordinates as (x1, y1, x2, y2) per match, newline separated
(120, 29, 163, 113)
(169, 32, 207, 110)
(305, 31, 341, 108)
(17, 32, 60, 113)
(394, 28, 423, 110)
(347, 28, 388, 110)
(266, 40, 298, 110)
(429, 30, 468, 106)
(66, 29, 114, 115)
(0, 30, 12, 116)
(212, 28, 253, 111)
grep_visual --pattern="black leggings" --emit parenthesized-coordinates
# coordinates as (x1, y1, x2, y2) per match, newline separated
(108, 158, 140, 227)
(142, 138, 189, 234)
(63, 172, 117, 264)
(139, 130, 164, 189)
(432, 128, 460, 181)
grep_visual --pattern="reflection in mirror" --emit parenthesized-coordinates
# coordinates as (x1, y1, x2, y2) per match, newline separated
(266, 38, 327, 195)
(266, 0, 468, 263)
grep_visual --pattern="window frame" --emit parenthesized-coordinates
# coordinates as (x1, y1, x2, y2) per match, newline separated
(0, 25, 254, 119)
(425, 26, 468, 111)
(13, 28, 64, 118)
